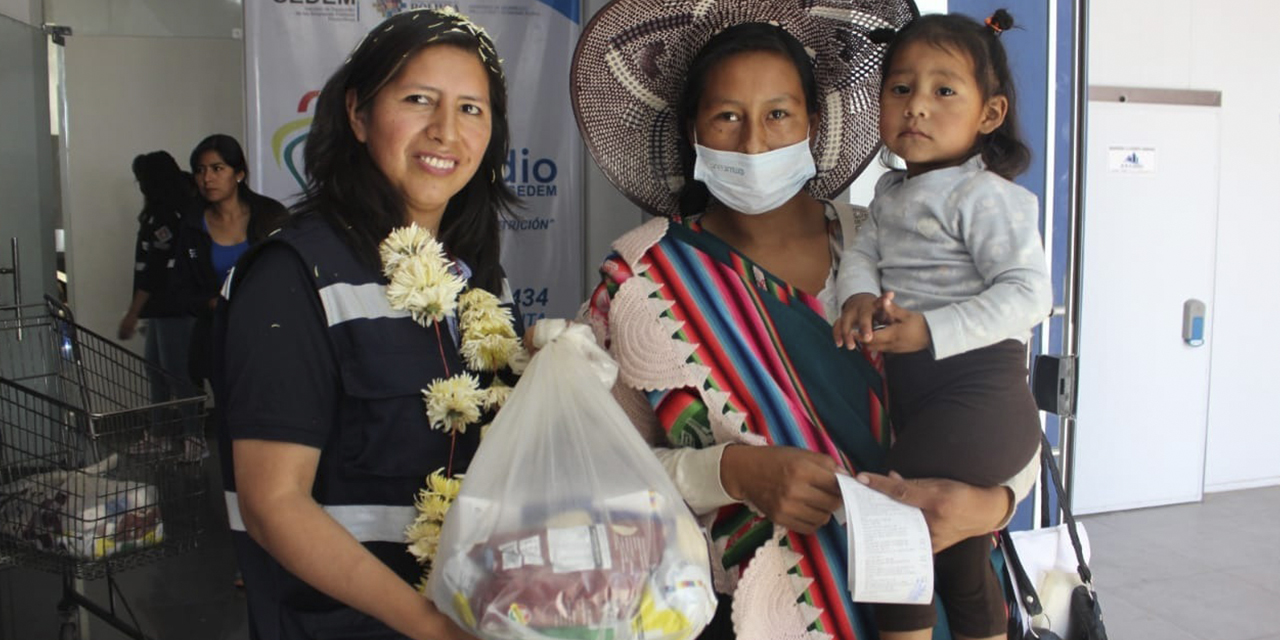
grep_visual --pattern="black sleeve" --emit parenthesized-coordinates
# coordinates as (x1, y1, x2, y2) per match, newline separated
(135, 208, 181, 297)
(169, 228, 200, 315)
(170, 220, 219, 317)
(221, 244, 338, 449)
(131, 216, 150, 294)
(247, 194, 291, 243)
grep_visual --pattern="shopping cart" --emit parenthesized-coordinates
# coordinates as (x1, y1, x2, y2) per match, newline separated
(0, 297, 209, 640)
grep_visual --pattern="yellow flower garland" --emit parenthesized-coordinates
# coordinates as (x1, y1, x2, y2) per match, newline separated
(377, 225, 524, 586)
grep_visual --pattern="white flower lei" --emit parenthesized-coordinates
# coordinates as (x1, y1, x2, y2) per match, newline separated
(378, 224, 525, 584)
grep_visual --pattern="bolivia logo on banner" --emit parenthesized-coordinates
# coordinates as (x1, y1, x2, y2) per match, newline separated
(245, 0, 583, 323)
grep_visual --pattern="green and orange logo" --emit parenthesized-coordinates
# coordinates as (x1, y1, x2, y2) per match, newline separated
(272, 90, 319, 190)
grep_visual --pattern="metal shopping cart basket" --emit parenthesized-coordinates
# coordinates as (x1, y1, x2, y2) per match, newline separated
(0, 297, 208, 640)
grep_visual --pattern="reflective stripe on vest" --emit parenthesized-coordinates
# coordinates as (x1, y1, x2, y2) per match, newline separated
(224, 491, 415, 544)
(317, 282, 409, 327)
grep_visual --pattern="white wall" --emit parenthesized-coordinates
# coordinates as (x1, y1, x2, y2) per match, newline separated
(62, 35, 244, 348)
(44, 0, 241, 38)
(1090, 1, 1280, 491)
(0, 0, 39, 25)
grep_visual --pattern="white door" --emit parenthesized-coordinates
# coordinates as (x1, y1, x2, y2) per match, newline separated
(1073, 88, 1220, 515)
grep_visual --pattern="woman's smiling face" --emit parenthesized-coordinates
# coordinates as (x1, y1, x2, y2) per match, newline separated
(348, 44, 493, 227)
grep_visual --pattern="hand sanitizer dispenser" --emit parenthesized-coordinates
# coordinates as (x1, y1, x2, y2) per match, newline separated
(1183, 299, 1206, 347)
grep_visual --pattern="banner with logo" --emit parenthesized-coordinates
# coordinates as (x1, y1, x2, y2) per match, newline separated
(245, 0, 582, 323)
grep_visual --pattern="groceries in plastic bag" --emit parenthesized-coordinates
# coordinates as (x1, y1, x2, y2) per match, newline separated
(0, 454, 164, 559)
(431, 320, 716, 640)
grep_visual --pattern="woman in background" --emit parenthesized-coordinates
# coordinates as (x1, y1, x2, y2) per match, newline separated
(172, 134, 287, 458)
(119, 150, 201, 454)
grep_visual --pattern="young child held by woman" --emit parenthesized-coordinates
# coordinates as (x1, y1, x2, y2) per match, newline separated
(833, 10, 1051, 640)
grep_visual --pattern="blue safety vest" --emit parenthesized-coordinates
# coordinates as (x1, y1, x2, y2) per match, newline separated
(213, 213, 518, 639)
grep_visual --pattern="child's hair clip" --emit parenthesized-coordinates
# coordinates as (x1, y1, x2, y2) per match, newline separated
(985, 9, 1014, 36)
(867, 27, 897, 44)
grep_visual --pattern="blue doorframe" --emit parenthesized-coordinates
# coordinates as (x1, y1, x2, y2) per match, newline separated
(947, 0, 1079, 530)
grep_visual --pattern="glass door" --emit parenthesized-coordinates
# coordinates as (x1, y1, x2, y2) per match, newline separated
(0, 14, 60, 310)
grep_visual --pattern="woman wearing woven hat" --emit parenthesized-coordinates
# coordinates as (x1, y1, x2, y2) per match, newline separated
(214, 8, 521, 640)
(573, 1, 1028, 638)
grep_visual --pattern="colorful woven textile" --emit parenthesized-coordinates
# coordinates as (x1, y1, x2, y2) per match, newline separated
(586, 216, 891, 638)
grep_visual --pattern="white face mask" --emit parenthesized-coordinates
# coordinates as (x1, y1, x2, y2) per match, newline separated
(692, 137, 817, 215)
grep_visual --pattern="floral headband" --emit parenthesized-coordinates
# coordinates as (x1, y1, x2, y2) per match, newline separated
(347, 7, 505, 82)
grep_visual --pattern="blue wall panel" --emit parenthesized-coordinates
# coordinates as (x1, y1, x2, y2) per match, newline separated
(945, 1, 1076, 529)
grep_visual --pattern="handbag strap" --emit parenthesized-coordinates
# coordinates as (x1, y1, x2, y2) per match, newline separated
(1000, 528, 1045, 617)
(1000, 431, 1097, 622)
(1038, 431, 1093, 587)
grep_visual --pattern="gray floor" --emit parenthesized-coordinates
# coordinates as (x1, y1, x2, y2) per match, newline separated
(1079, 484, 1280, 640)
(3, 476, 1279, 639)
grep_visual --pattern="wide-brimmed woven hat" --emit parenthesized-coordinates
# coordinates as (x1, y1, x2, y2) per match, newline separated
(571, 0, 917, 217)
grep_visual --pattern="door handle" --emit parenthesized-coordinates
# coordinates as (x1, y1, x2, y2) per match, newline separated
(1, 237, 22, 340)
(1, 237, 20, 307)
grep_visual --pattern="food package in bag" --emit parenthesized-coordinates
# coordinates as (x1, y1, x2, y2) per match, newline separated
(431, 320, 716, 640)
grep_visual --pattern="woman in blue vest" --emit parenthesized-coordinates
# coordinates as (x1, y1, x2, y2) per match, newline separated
(213, 9, 520, 640)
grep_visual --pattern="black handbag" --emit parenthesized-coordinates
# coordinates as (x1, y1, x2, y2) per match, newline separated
(1002, 432, 1108, 640)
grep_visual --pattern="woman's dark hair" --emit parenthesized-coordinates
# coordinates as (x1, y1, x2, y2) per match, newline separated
(295, 11, 518, 293)
(131, 150, 194, 222)
(877, 9, 1030, 179)
(189, 133, 285, 243)
(675, 22, 820, 218)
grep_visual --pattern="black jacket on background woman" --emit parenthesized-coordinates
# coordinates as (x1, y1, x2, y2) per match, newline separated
(172, 191, 289, 383)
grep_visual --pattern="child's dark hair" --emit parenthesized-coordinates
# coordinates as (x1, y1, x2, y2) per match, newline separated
(877, 9, 1030, 179)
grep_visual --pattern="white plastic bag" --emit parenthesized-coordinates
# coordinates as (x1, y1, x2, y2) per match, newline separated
(0, 454, 164, 559)
(1008, 523, 1091, 637)
(431, 320, 716, 640)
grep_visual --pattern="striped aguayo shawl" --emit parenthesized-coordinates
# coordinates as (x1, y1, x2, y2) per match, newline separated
(591, 216, 891, 638)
